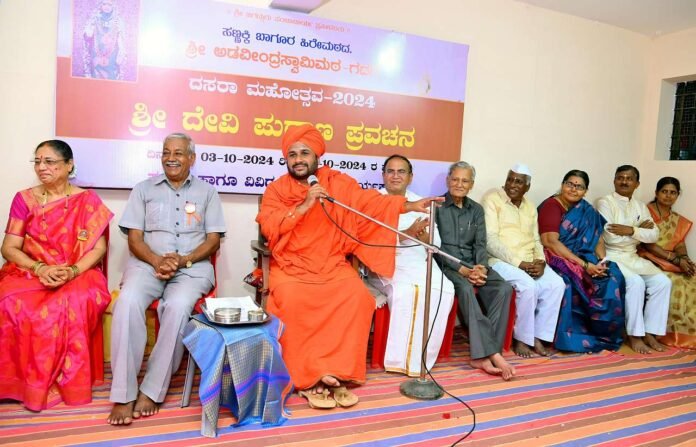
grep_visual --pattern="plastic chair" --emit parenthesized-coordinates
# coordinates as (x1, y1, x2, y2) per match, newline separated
(90, 228, 109, 385)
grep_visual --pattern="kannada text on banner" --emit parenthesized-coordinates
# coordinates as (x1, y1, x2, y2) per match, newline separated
(56, 0, 469, 196)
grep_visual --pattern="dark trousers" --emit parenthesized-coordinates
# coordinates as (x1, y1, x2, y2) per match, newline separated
(443, 268, 512, 359)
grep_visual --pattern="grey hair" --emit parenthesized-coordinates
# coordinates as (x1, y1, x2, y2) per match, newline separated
(164, 132, 195, 154)
(448, 161, 476, 181)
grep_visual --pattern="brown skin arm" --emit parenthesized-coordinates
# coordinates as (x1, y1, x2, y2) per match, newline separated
(541, 231, 607, 277)
(1, 233, 106, 288)
(645, 241, 696, 276)
(163, 233, 221, 269)
(399, 217, 430, 243)
(1, 233, 36, 270)
(127, 229, 177, 280)
(540, 231, 584, 266)
(643, 242, 674, 261)
(128, 229, 221, 280)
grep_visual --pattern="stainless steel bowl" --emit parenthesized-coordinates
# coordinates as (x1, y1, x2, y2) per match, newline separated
(248, 309, 265, 322)
(214, 307, 241, 323)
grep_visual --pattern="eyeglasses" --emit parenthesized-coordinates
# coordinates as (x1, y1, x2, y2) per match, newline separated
(563, 181, 586, 191)
(385, 169, 410, 176)
(32, 158, 66, 167)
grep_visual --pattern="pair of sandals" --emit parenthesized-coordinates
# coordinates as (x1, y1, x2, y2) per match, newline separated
(298, 386, 359, 409)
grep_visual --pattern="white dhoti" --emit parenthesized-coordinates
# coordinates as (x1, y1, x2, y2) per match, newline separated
(491, 262, 564, 345)
(368, 189, 455, 376)
(606, 251, 670, 337)
(369, 266, 455, 376)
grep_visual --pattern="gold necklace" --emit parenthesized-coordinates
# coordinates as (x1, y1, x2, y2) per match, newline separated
(654, 202, 670, 220)
(41, 183, 71, 222)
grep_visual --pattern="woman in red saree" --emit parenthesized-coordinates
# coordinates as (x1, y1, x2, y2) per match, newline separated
(640, 177, 696, 348)
(0, 140, 113, 411)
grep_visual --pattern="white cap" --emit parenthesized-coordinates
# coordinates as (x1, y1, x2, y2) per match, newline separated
(510, 163, 532, 177)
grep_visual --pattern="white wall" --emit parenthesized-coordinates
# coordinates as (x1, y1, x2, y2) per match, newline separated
(0, 0, 692, 295)
(637, 26, 696, 256)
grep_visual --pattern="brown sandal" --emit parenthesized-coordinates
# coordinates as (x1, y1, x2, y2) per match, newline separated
(331, 386, 359, 407)
(298, 389, 337, 409)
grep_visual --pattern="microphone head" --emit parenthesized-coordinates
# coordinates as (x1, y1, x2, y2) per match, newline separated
(307, 175, 319, 186)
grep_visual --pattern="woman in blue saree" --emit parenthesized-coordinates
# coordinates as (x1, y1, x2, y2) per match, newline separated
(538, 170, 625, 352)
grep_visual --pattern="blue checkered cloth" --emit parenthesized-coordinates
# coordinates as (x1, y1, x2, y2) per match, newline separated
(182, 313, 292, 437)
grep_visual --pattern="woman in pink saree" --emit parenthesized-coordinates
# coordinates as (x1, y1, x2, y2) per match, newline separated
(0, 140, 113, 411)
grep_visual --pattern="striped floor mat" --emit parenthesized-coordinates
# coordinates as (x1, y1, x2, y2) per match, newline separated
(1, 335, 695, 446)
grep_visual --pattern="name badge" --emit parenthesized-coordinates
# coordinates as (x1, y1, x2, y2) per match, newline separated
(184, 202, 196, 214)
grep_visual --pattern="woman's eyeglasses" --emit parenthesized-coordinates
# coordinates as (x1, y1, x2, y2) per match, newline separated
(32, 158, 66, 167)
(563, 181, 587, 191)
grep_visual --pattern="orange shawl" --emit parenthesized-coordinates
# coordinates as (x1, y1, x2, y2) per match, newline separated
(256, 166, 406, 284)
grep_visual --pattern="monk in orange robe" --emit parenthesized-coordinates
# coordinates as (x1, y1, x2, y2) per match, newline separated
(257, 124, 441, 408)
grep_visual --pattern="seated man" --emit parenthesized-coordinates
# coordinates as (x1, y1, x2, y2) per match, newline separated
(257, 125, 440, 408)
(367, 154, 456, 376)
(597, 165, 670, 354)
(108, 133, 226, 425)
(481, 164, 564, 357)
(435, 161, 516, 380)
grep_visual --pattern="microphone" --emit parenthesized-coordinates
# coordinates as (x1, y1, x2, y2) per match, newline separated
(307, 175, 334, 202)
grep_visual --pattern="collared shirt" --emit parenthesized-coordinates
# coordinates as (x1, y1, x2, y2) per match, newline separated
(435, 193, 488, 272)
(481, 187, 544, 267)
(119, 174, 226, 282)
(597, 192, 658, 255)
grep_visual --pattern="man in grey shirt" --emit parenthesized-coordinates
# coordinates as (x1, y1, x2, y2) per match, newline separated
(108, 133, 226, 425)
(435, 161, 515, 380)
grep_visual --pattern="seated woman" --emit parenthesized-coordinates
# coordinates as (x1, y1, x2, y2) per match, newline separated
(640, 177, 696, 348)
(0, 140, 113, 411)
(538, 170, 625, 352)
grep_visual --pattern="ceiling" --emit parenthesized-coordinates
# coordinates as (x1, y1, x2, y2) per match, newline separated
(515, 0, 696, 36)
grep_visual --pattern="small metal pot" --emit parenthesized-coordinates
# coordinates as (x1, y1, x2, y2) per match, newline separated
(248, 309, 265, 322)
(214, 307, 241, 323)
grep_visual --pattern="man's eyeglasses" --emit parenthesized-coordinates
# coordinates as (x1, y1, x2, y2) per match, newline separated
(385, 169, 410, 176)
(563, 181, 586, 191)
(32, 158, 66, 167)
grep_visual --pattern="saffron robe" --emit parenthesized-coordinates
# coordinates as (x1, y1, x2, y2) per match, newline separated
(257, 166, 406, 389)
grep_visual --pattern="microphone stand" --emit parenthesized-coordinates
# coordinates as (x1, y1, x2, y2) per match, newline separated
(323, 196, 467, 400)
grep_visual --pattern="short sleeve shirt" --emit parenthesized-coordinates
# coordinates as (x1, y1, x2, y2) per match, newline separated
(119, 174, 226, 282)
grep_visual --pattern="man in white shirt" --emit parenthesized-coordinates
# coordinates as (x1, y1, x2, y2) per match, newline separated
(482, 164, 564, 357)
(597, 165, 670, 354)
(367, 155, 455, 376)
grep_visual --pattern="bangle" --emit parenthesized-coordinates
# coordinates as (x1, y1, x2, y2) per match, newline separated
(582, 261, 588, 270)
(31, 261, 46, 276)
(673, 255, 682, 265)
(70, 265, 80, 277)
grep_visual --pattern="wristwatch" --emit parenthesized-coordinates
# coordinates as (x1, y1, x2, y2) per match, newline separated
(185, 259, 193, 268)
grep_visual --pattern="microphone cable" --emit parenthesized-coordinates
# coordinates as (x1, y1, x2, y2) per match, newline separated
(319, 199, 420, 249)
(419, 271, 476, 445)
(320, 198, 476, 444)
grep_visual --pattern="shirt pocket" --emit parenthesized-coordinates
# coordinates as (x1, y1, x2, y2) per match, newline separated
(144, 201, 166, 231)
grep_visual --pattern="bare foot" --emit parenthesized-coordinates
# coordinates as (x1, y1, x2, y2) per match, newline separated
(490, 353, 516, 381)
(314, 375, 341, 394)
(533, 338, 554, 356)
(470, 357, 502, 376)
(628, 335, 652, 354)
(644, 334, 666, 352)
(107, 401, 135, 425)
(133, 392, 160, 418)
(513, 340, 535, 358)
